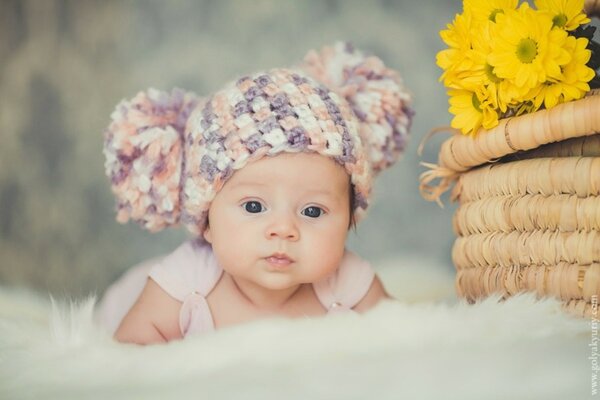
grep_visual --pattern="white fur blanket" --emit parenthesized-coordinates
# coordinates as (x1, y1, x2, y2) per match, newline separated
(0, 258, 593, 400)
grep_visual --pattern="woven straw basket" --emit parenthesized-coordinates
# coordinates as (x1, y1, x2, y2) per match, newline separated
(420, 0, 600, 318)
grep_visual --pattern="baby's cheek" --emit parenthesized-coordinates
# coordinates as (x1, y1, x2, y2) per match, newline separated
(209, 219, 247, 269)
(306, 235, 346, 275)
(212, 237, 248, 275)
(323, 249, 345, 273)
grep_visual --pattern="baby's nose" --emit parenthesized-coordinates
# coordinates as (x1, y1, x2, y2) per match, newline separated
(265, 213, 299, 241)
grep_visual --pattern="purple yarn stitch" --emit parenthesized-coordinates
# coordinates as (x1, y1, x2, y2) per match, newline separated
(244, 86, 264, 101)
(233, 100, 251, 118)
(311, 81, 357, 165)
(314, 85, 330, 98)
(335, 129, 356, 164)
(186, 134, 194, 146)
(153, 158, 166, 175)
(201, 102, 215, 121)
(257, 116, 279, 134)
(160, 89, 198, 133)
(402, 105, 415, 132)
(274, 105, 295, 119)
(351, 105, 368, 122)
(287, 126, 310, 148)
(200, 119, 211, 130)
(354, 191, 368, 210)
(254, 74, 273, 88)
(111, 168, 127, 185)
(271, 93, 289, 109)
(245, 134, 265, 153)
(291, 73, 309, 86)
(200, 154, 219, 181)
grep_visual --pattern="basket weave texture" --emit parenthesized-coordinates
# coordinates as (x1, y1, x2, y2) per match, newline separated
(586, 0, 600, 17)
(420, 89, 600, 317)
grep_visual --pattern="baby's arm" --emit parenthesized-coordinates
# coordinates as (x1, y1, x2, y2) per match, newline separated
(352, 275, 390, 313)
(114, 278, 183, 345)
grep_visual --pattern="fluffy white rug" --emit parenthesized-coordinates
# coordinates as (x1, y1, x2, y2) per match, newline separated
(0, 257, 593, 400)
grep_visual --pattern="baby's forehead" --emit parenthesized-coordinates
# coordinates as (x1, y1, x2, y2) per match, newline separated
(242, 152, 346, 175)
(225, 153, 350, 194)
(228, 173, 349, 194)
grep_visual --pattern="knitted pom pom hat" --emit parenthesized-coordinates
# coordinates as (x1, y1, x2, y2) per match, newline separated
(103, 42, 413, 236)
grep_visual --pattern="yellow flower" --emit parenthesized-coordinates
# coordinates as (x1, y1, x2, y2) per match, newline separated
(488, 3, 571, 90)
(562, 36, 595, 94)
(531, 83, 565, 109)
(463, 0, 518, 24)
(464, 21, 531, 112)
(532, 35, 594, 108)
(437, 12, 478, 89)
(448, 88, 499, 136)
(534, 0, 590, 30)
(512, 100, 539, 116)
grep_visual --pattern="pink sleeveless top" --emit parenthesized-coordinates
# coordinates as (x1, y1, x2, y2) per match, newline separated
(97, 240, 375, 338)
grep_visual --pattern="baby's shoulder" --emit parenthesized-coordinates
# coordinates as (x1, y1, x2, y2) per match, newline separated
(332, 248, 376, 291)
(111, 268, 183, 344)
(127, 277, 184, 341)
(338, 249, 375, 278)
(313, 248, 376, 310)
(147, 239, 222, 301)
(336, 250, 389, 312)
(112, 240, 220, 344)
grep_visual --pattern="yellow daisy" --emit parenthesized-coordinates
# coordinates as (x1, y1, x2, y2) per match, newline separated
(532, 35, 594, 108)
(512, 100, 539, 116)
(534, 0, 590, 30)
(488, 3, 571, 91)
(437, 12, 478, 89)
(465, 21, 531, 112)
(463, 0, 519, 24)
(449, 88, 499, 136)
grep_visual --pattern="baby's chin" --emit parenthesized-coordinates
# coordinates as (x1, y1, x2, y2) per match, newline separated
(251, 270, 328, 292)
(255, 271, 335, 293)
(252, 273, 305, 291)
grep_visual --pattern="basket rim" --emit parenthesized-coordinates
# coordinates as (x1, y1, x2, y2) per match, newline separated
(420, 91, 600, 204)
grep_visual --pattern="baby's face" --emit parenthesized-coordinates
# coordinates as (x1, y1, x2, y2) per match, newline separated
(203, 152, 351, 291)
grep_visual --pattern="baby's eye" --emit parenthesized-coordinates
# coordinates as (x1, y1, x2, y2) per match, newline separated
(242, 201, 264, 214)
(302, 206, 324, 218)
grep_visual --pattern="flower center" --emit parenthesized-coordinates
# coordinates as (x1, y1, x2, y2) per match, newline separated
(485, 63, 502, 83)
(471, 93, 482, 112)
(516, 38, 538, 64)
(489, 9, 504, 22)
(552, 13, 568, 28)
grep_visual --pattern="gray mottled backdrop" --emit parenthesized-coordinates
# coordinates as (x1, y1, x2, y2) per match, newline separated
(0, 0, 462, 298)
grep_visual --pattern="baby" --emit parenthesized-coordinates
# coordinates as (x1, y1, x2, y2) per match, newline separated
(98, 42, 413, 345)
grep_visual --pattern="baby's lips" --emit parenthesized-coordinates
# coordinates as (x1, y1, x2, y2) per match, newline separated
(264, 253, 295, 270)
(265, 252, 295, 263)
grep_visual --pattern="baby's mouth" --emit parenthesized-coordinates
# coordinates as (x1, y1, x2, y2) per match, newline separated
(265, 253, 294, 266)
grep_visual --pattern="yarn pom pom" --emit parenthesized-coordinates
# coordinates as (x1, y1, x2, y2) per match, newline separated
(103, 88, 200, 232)
(303, 42, 414, 175)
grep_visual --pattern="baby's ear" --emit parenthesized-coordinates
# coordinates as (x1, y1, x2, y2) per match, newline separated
(203, 226, 212, 244)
